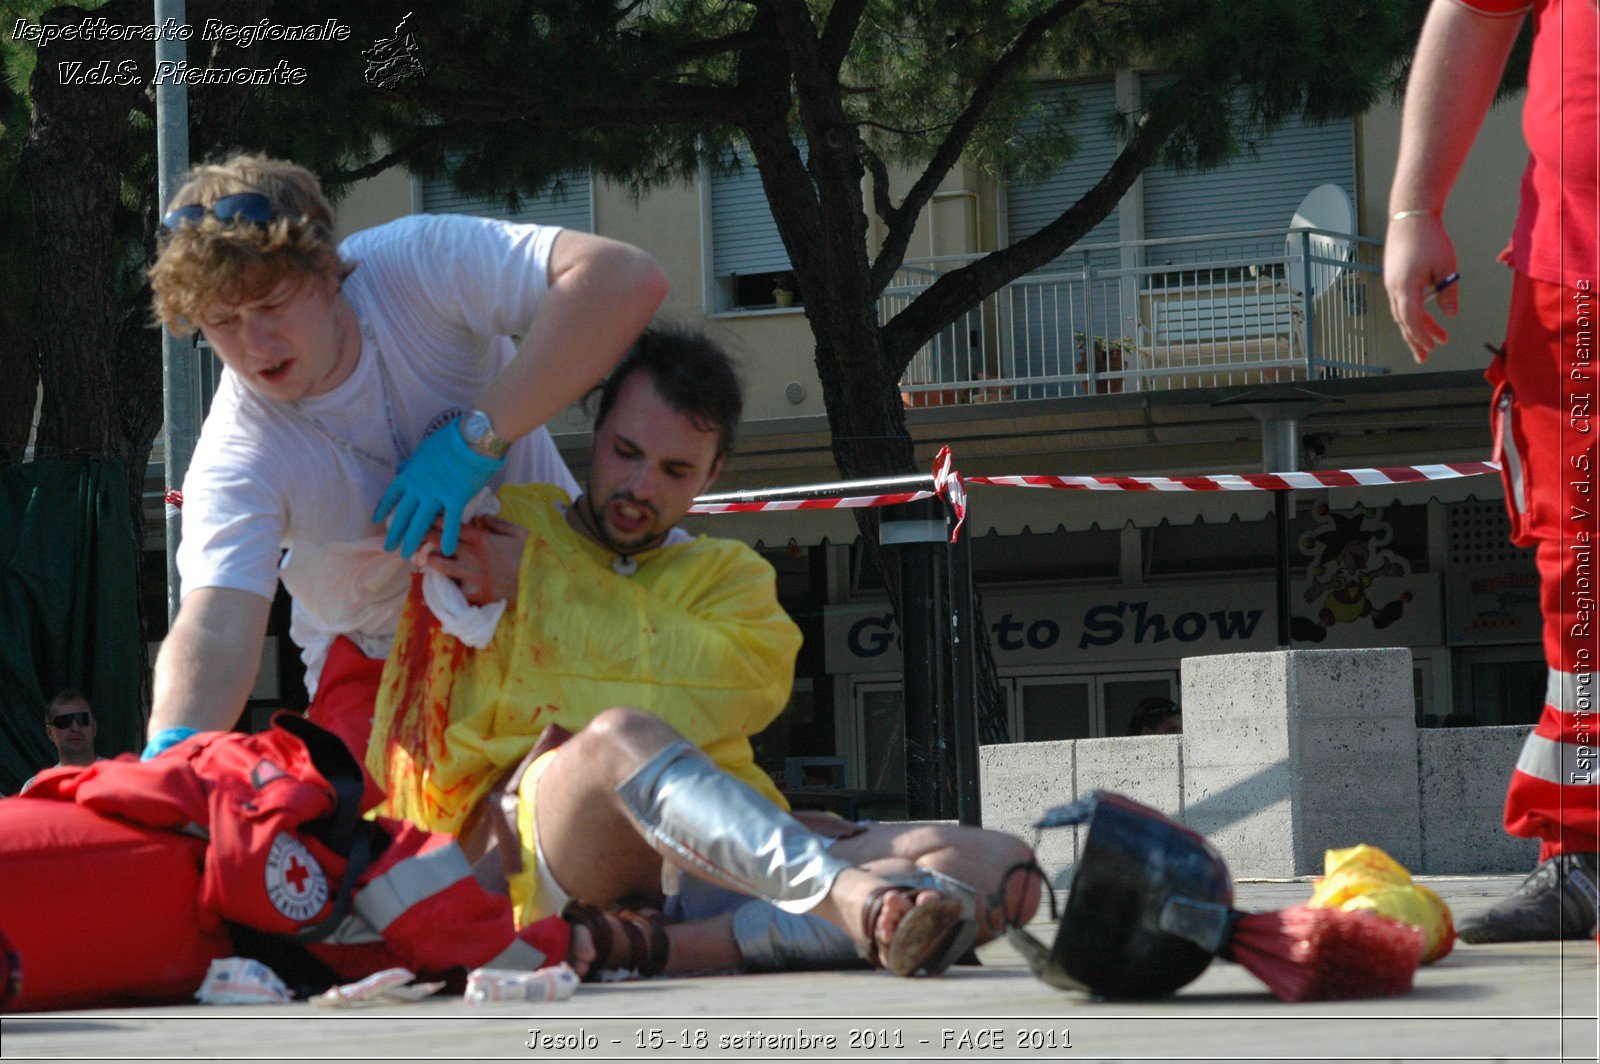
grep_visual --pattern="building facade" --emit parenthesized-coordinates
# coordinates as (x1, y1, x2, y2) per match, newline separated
(149, 72, 1541, 814)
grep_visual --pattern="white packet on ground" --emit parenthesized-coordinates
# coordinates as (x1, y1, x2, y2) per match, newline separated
(464, 963, 580, 1005)
(313, 967, 446, 1007)
(195, 958, 293, 1005)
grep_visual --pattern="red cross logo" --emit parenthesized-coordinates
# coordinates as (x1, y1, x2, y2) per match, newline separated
(284, 855, 310, 893)
(265, 833, 328, 922)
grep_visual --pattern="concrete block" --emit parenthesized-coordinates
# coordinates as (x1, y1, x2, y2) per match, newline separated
(1184, 762, 1299, 878)
(1182, 648, 1421, 877)
(1419, 725, 1540, 874)
(1182, 652, 1295, 877)
(1290, 650, 1420, 871)
(979, 740, 1076, 886)
(1075, 735, 1183, 820)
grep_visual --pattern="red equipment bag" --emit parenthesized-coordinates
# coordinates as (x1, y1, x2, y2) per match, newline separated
(2, 714, 567, 1011)
(0, 797, 228, 1010)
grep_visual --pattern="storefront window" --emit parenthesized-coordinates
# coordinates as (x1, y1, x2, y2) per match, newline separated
(1456, 650, 1546, 727)
(1019, 679, 1094, 742)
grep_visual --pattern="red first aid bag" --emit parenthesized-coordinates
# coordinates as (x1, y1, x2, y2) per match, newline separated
(2, 715, 567, 1011)
(0, 797, 228, 1010)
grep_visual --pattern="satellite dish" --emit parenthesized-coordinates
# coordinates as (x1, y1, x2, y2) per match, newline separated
(1286, 184, 1352, 302)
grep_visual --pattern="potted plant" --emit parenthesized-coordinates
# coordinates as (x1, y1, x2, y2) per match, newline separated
(773, 274, 795, 308)
(1075, 333, 1129, 394)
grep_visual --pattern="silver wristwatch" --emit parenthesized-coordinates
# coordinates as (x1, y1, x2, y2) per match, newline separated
(458, 408, 511, 459)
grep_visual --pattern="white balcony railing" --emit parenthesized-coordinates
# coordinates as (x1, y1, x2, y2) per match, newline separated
(886, 228, 1385, 407)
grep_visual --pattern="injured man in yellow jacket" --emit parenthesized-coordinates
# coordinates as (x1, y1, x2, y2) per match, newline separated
(365, 325, 1041, 979)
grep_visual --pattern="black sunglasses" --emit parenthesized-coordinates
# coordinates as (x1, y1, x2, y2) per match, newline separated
(161, 192, 276, 232)
(50, 711, 92, 729)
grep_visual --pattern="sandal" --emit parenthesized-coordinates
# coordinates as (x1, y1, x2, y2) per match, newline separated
(860, 870, 981, 977)
(561, 901, 670, 981)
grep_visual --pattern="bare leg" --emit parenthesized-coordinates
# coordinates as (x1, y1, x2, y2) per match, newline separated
(534, 708, 944, 969)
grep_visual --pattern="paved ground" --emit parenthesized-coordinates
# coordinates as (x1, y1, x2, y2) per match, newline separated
(3, 876, 1597, 1064)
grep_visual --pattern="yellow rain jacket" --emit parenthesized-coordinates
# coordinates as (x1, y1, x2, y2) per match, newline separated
(368, 483, 802, 837)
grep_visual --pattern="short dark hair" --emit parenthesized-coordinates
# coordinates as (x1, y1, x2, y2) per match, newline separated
(1129, 696, 1179, 735)
(592, 325, 744, 457)
(44, 689, 91, 723)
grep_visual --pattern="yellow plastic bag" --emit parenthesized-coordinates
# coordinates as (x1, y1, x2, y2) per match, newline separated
(1309, 844, 1455, 963)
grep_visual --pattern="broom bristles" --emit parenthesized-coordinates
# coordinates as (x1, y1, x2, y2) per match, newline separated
(1225, 905, 1424, 1002)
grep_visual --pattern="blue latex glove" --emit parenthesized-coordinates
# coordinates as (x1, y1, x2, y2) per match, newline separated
(373, 416, 506, 558)
(142, 726, 197, 760)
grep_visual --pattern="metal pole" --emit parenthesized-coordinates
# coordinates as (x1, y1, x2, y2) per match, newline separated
(1216, 389, 1337, 649)
(1273, 490, 1292, 649)
(947, 508, 981, 826)
(1261, 416, 1300, 650)
(156, 0, 194, 625)
(1295, 230, 1316, 370)
(883, 498, 951, 821)
(696, 473, 934, 507)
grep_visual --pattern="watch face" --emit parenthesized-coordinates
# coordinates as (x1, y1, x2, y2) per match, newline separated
(461, 410, 507, 457)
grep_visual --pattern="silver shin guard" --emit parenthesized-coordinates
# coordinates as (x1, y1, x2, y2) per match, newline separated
(732, 901, 863, 972)
(616, 741, 849, 914)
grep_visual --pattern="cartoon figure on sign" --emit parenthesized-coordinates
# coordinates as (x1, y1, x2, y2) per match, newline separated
(1291, 504, 1411, 643)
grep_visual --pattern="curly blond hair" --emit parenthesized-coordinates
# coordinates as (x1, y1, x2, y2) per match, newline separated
(149, 154, 353, 335)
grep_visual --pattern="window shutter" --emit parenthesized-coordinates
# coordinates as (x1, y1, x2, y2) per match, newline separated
(419, 171, 592, 232)
(1004, 80, 1123, 254)
(1142, 80, 1356, 245)
(710, 146, 795, 278)
(1004, 81, 1125, 396)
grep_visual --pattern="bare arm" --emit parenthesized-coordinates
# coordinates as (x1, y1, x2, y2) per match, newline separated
(148, 586, 272, 735)
(1384, 0, 1525, 362)
(475, 230, 670, 441)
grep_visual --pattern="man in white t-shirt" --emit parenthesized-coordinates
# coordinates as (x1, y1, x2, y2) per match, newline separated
(143, 153, 667, 758)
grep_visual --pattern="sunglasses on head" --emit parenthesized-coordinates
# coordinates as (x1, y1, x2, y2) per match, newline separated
(161, 192, 276, 232)
(50, 711, 92, 729)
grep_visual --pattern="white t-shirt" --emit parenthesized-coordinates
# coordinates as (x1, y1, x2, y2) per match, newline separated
(176, 214, 581, 695)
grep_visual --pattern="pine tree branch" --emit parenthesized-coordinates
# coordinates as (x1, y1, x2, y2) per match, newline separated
(880, 94, 1183, 373)
(399, 81, 742, 128)
(667, 28, 769, 64)
(858, 118, 953, 137)
(321, 127, 451, 186)
(857, 136, 896, 225)
(820, 0, 870, 72)
(869, 0, 1088, 296)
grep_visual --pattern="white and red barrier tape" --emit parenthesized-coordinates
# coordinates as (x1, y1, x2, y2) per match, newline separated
(687, 448, 1501, 544)
(967, 461, 1501, 494)
(688, 491, 937, 515)
(179, 452, 1499, 542)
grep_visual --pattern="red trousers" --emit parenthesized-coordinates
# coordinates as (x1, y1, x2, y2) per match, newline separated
(304, 635, 385, 764)
(1495, 272, 1600, 856)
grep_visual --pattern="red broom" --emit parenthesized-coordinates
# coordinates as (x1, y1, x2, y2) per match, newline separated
(1223, 905, 1425, 1002)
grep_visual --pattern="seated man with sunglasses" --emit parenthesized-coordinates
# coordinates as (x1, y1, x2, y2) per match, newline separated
(20, 691, 103, 792)
(143, 153, 667, 759)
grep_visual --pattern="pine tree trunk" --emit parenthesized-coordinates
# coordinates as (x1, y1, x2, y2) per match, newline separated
(23, 4, 148, 471)
(0, 306, 38, 465)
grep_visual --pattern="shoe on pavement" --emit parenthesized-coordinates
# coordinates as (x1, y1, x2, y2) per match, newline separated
(1457, 853, 1600, 943)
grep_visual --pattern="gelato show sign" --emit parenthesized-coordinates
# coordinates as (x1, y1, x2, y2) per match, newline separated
(824, 575, 1441, 673)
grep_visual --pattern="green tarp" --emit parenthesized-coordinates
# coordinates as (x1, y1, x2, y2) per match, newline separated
(0, 458, 145, 792)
